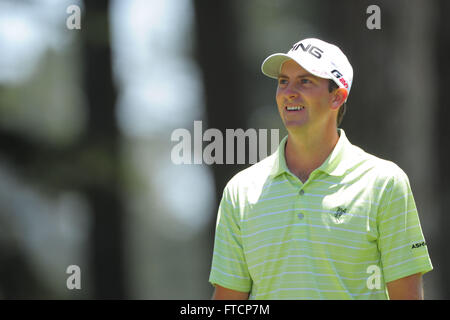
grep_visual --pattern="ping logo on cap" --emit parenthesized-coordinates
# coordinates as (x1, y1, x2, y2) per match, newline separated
(290, 42, 323, 59)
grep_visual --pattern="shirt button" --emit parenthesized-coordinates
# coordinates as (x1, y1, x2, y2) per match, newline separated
(299, 189, 305, 195)
(297, 212, 304, 219)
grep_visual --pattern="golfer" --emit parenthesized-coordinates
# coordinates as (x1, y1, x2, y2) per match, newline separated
(208, 38, 433, 300)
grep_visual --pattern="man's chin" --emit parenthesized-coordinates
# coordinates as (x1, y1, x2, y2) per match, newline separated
(283, 120, 308, 132)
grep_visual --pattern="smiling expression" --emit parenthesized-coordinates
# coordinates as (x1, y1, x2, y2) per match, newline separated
(276, 59, 335, 132)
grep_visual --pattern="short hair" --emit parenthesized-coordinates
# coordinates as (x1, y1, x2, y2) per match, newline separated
(328, 80, 346, 127)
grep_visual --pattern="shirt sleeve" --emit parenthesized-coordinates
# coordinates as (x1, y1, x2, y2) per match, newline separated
(209, 185, 252, 293)
(377, 169, 433, 283)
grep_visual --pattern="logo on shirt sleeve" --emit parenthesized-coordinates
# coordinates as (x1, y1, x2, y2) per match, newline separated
(411, 241, 426, 249)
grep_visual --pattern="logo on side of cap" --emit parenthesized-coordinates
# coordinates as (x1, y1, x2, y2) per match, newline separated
(331, 69, 349, 89)
(290, 42, 324, 59)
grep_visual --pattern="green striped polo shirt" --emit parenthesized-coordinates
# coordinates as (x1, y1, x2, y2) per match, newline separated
(209, 129, 433, 299)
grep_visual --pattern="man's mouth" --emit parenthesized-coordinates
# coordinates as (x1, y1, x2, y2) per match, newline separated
(285, 105, 305, 111)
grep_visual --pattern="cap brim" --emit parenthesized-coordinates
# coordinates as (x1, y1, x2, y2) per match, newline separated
(261, 53, 292, 79)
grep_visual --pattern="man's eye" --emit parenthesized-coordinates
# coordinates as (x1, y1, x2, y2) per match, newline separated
(301, 79, 312, 84)
(278, 79, 288, 85)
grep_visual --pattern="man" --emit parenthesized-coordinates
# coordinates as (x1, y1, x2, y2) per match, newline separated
(209, 38, 433, 299)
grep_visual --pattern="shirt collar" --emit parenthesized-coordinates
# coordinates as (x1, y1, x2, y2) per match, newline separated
(270, 128, 353, 178)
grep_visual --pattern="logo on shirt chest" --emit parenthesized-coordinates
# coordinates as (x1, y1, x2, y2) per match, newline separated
(333, 206, 347, 222)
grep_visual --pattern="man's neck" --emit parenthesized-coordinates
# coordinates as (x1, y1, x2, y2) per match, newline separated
(285, 126, 340, 183)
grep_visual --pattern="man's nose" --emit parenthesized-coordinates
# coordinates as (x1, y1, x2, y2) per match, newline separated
(284, 87, 299, 100)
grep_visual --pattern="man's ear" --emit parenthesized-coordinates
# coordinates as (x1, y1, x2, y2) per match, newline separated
(330, 88, 348, 110)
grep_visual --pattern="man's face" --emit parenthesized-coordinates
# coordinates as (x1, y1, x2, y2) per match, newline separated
(276, 59, 335, 132)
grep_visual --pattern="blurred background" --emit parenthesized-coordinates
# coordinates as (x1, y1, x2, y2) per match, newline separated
(0, 0, 448, 299)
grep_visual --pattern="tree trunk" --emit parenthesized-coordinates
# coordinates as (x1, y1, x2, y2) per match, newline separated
(81, 0, 126, 299)
(435, 0, 450, 299)
(192, 0, 249, 295)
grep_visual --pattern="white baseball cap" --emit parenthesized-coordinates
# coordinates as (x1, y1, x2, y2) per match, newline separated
(261, 38, 353, 100)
